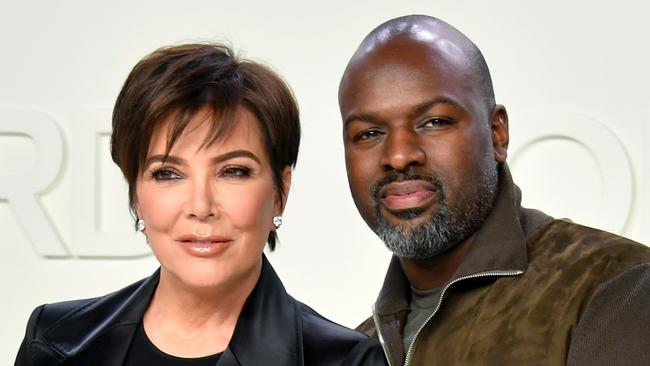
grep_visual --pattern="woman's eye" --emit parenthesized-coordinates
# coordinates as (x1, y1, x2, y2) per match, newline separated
(151, 168, 182, 181)
(354, 129, 384, 142)
(221, 166, 252, 178)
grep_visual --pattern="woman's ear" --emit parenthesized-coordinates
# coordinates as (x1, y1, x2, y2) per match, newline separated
(134, 199, 142, 220)
(275, 166, 292, 215)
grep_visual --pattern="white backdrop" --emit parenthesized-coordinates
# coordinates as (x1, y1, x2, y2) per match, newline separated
(2, 0, 649, 362)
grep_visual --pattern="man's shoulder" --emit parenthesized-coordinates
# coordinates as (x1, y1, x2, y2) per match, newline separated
(567, 261, 650, 364)
(528, 219, 650, 267)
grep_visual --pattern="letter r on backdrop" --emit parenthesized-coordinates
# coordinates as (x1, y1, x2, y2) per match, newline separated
(0, 109, 68, 257)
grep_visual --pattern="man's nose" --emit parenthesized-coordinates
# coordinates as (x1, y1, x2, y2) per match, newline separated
(380, 128, 426, 172)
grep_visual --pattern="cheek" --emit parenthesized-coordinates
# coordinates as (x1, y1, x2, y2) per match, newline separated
(136, 182, 183, 231)
(222, 183, 276, 231)
(346, 151, 374, 188)
(438, 126, 487, 165)
(345, 154, 378, 219)
(435, 131, 492, 192)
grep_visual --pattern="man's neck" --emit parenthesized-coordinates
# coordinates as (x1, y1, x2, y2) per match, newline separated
(399, 236, 474, 290)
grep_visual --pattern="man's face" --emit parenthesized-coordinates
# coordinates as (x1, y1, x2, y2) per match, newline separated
(339, 37, 503, 259)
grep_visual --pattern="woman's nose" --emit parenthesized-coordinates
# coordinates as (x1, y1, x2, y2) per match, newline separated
(185, 179, 217, 220)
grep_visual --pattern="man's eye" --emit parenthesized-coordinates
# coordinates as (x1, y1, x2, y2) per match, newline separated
(151, 168, 182, 181)
(221, 166, 252, 178)
(354, 129, 384, 142)
(420, 117, 452, 128)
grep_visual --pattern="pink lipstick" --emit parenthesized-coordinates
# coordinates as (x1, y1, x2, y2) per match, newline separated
(175, 234, 233, 257)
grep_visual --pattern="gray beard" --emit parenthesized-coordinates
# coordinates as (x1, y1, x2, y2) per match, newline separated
(373, 163, 498, 259)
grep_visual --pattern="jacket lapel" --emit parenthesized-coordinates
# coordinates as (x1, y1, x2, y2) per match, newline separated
(216, 349, 241, 365)
(372, 256, 409, 366)
(219, 255, 302, 366)
(452, 164, 529, 278)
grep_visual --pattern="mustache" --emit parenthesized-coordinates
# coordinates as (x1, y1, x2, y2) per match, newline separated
(372, 171, 442, 201)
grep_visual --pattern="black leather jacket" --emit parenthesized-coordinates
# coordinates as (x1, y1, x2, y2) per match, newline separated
(15, 256, 387, 365)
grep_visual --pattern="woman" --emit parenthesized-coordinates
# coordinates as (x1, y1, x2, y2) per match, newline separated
(15, 43, 386, 366)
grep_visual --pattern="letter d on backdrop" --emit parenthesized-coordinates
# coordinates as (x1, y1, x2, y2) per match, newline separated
(70, 108, 148, 257)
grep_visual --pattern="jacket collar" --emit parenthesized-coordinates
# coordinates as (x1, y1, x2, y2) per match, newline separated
(41, 255, 301, 366)
(374, 163, 549, 316)
(453, 163, 529, 278)
(220, 255, 301, 365)
(371, 164, 551, 366)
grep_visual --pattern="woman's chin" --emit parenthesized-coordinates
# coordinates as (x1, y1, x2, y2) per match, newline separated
(161, 260, 260, 294)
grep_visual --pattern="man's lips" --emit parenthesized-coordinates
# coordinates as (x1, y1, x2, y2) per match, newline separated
(378, 180, 436, 211)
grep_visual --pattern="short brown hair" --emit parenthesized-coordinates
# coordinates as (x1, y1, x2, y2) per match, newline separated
(110, 43, 300, 250)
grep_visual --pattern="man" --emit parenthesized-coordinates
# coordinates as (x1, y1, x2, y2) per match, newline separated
(338, 15, 650, 366)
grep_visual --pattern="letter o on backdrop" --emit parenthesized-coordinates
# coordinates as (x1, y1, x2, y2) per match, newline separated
(509, 109, 633, 235)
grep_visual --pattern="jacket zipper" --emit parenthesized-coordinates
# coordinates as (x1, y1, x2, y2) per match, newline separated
(402, 269, 524, 366)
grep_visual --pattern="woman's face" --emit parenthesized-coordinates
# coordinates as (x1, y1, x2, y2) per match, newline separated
(135, 107, 288, 290)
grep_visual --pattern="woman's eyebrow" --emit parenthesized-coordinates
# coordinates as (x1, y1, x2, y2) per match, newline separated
(144, 150, 262, 168)
(210, 150, 261, 165)
(144, 155, 186, 168)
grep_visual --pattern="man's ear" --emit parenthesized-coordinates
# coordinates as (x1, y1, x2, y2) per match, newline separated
(275, 166, 292, 215)
(491, 104, 509, 163)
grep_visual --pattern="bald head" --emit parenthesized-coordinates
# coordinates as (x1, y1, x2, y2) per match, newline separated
(338, 15, 510, 262)
(339, 15, 495, 111)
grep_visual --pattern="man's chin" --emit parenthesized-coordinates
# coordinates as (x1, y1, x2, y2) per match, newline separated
(373, 213, 458, 259)
(379, 209, 432, 228)
(392, 241, 460, 262)
(380, 200, 440, 219)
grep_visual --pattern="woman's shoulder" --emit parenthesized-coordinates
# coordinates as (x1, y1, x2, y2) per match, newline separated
(24, 296, 103, 339)
(28, 275, 154, 335)
(15, 274, 158, 365)
(296, 301, 387, 365)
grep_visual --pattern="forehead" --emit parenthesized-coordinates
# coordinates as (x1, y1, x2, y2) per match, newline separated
(339, 37, 478, 116)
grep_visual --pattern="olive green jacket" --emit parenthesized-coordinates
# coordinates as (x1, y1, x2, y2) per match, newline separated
(359, 166, 650, 365)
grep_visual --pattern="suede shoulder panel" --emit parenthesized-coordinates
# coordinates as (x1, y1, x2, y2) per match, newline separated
(408, 220, 650, 365)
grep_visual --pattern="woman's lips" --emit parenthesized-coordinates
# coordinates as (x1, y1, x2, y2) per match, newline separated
(379, 180, 436, 211)
(175, 234, 233, 257)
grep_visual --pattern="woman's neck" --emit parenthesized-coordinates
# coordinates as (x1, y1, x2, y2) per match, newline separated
(142, 260, 262, 358)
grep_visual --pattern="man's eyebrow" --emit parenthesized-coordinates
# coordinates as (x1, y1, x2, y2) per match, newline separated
(343, 113, 382, 127)
(412, 97, 463, 116)
(210, 150, 261, 165)
(344, 97, 463, 126)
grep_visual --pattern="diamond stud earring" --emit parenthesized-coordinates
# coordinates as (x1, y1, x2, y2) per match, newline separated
(136, 219, 146, 232)
(272, 216, 283, 229)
